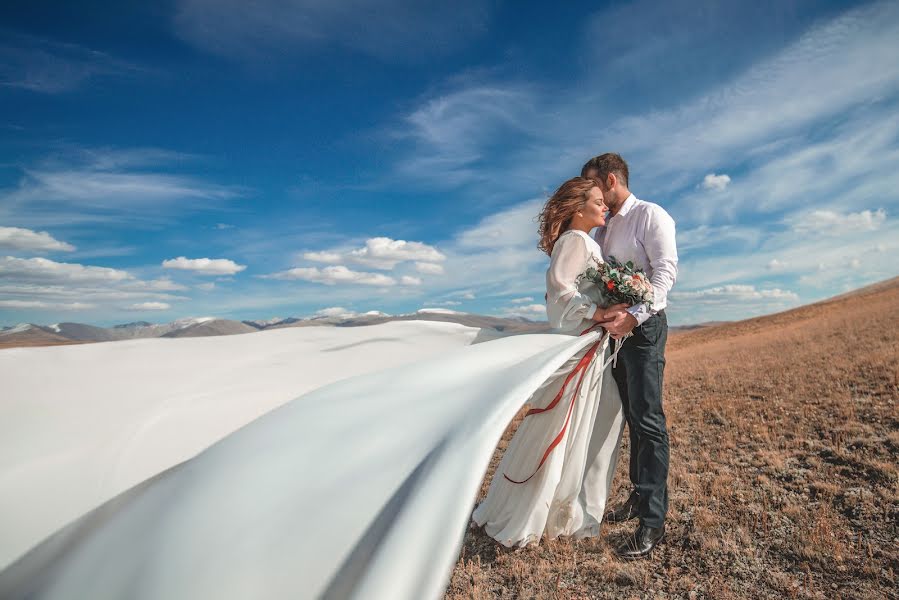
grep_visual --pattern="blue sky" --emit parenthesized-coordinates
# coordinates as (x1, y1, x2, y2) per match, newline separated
(1, 0, 897, 327)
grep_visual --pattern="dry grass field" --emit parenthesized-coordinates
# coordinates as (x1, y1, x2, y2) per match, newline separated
(447, 278, 899, 600)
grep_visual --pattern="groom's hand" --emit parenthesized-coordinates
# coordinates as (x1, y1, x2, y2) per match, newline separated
(604, 311, 638, 339)
(593, 303, 629, 323)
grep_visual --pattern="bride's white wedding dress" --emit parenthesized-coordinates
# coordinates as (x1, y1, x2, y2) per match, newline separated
(0, 230, 625, 600)
(471, 229, 625, 546)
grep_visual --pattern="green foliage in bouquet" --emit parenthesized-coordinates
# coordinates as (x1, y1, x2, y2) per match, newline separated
(578, 256, 654, 308)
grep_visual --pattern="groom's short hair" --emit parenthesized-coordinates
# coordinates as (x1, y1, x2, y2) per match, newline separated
(581, 153, 629, 188)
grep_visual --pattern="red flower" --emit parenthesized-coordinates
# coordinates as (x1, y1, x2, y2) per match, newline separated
(607, 281, 615, 290)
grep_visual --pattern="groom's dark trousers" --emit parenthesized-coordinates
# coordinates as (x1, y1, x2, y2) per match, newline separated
(611, 310, 669, 528)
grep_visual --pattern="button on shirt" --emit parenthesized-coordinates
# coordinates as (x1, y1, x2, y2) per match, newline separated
(592, 193, 678, 326)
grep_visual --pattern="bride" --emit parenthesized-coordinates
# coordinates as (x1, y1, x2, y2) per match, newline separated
(471, 176, 628, 547)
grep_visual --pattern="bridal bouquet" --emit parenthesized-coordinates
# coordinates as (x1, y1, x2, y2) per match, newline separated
(579, 256, 654, 308)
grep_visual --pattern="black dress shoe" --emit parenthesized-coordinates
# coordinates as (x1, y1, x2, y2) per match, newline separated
(604, 491, 640, 523)
(614, 524, 665, 560)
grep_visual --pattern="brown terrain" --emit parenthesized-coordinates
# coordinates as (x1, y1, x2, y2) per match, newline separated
(447, 277, 898, 599)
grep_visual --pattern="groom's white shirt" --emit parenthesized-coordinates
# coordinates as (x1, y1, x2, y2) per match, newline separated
(592, 193, 678, 326)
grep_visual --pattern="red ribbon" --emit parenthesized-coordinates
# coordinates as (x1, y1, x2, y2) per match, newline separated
(503, 327, 603, 485)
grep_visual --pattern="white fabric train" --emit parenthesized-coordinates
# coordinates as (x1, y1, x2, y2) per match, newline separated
(0, 330, 611, 600)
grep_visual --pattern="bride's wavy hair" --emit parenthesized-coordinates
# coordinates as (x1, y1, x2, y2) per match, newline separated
(537, 176, 600, 255)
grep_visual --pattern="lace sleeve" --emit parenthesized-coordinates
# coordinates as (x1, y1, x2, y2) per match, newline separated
(545, 232, 598, 332)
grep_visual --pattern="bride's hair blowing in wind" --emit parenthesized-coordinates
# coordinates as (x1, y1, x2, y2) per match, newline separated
(537, 176, 600, 255)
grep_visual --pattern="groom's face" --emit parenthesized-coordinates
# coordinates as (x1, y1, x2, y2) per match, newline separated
(584, 169, 620, 212)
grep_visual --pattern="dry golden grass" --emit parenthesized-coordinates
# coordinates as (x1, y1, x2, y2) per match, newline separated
(446, 278, 899, 600)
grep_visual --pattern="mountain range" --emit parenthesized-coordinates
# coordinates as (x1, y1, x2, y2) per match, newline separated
(0, 309, 552, 349)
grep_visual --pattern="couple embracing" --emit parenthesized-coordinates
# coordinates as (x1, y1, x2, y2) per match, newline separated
(471, 153, 678, 560)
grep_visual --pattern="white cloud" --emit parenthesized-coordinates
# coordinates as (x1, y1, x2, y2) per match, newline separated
(0, 226, 75, 252)
(196, 282, 216, 291)
(0, 147, 243, 229)
(701, 173, 731, 191)
(0, 256, 133, 283)
(262, 265, 396, 286)
(415, 262, 445, 275)
(304, 237, 446, 271)
(162, 257, 247, 276)
(398, 85, 537, 186)
(302, 251, 342, 263)
(312, 307, 356, 318)
(0, 257, 191, 317)
(215, 223, 234, 230)
(400, 276, 422, 286)
(767, 259, 785, 271)
(788, 208, 887, 234)
(509, 297, 535, 304)
(501, 303, 547, 319)
(0, 300, 94, 310)
(122, 277, 188, 292)
(126, 302, 171, 311)
(673, 284, 799, 303)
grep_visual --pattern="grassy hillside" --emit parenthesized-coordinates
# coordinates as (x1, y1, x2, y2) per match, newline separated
(447, 277, 898, 599)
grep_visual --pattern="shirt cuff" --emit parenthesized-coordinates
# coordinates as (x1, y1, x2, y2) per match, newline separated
(626, 303, 652, 326)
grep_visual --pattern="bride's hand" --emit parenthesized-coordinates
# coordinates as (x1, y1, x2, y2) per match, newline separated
(592, 303, 629, 323)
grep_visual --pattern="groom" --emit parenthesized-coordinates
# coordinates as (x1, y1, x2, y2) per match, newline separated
(582, 153, 678, 559)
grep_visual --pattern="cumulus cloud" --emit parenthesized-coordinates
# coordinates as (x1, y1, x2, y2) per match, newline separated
(304, 237, 446, 270)
(262, 265, 397, 286)
(126, 302, 171, 311)
(400, 275, 422, 286)
(0, 226, 75, 252)
(162, 256, 247, 275)
(788, 208, 887, 234)
(509, 296, 535, 304)
(0, 256, 133, 283)
(701, 173, 731, 191)
(0, 256, 190, 317)
(312, 306, 356, 318)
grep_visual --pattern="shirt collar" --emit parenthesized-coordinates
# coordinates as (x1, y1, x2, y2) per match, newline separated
(615, 193, 637, 217)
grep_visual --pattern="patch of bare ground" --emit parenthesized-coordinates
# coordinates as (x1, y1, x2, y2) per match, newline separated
(446, 277, 898, 599)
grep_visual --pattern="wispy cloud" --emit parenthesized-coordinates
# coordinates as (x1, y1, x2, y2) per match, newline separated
(787, 208, 887, 235)
(126, 302, 171, 311)
(0, 31, 144, 93)
(260, 265, 398, 287)
(0, 147, 245, 229)
(173, 0, 492, 63)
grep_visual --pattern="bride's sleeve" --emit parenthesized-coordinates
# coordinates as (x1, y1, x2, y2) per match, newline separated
(545, 234, 598, 332)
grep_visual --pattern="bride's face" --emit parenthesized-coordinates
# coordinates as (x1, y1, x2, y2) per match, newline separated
(579, 187, 608, 228)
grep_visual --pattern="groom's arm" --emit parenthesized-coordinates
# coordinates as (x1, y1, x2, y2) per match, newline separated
(627, 206, 678, 326)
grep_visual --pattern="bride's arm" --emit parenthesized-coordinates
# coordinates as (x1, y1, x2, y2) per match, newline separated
(545, 233, 604, 331)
